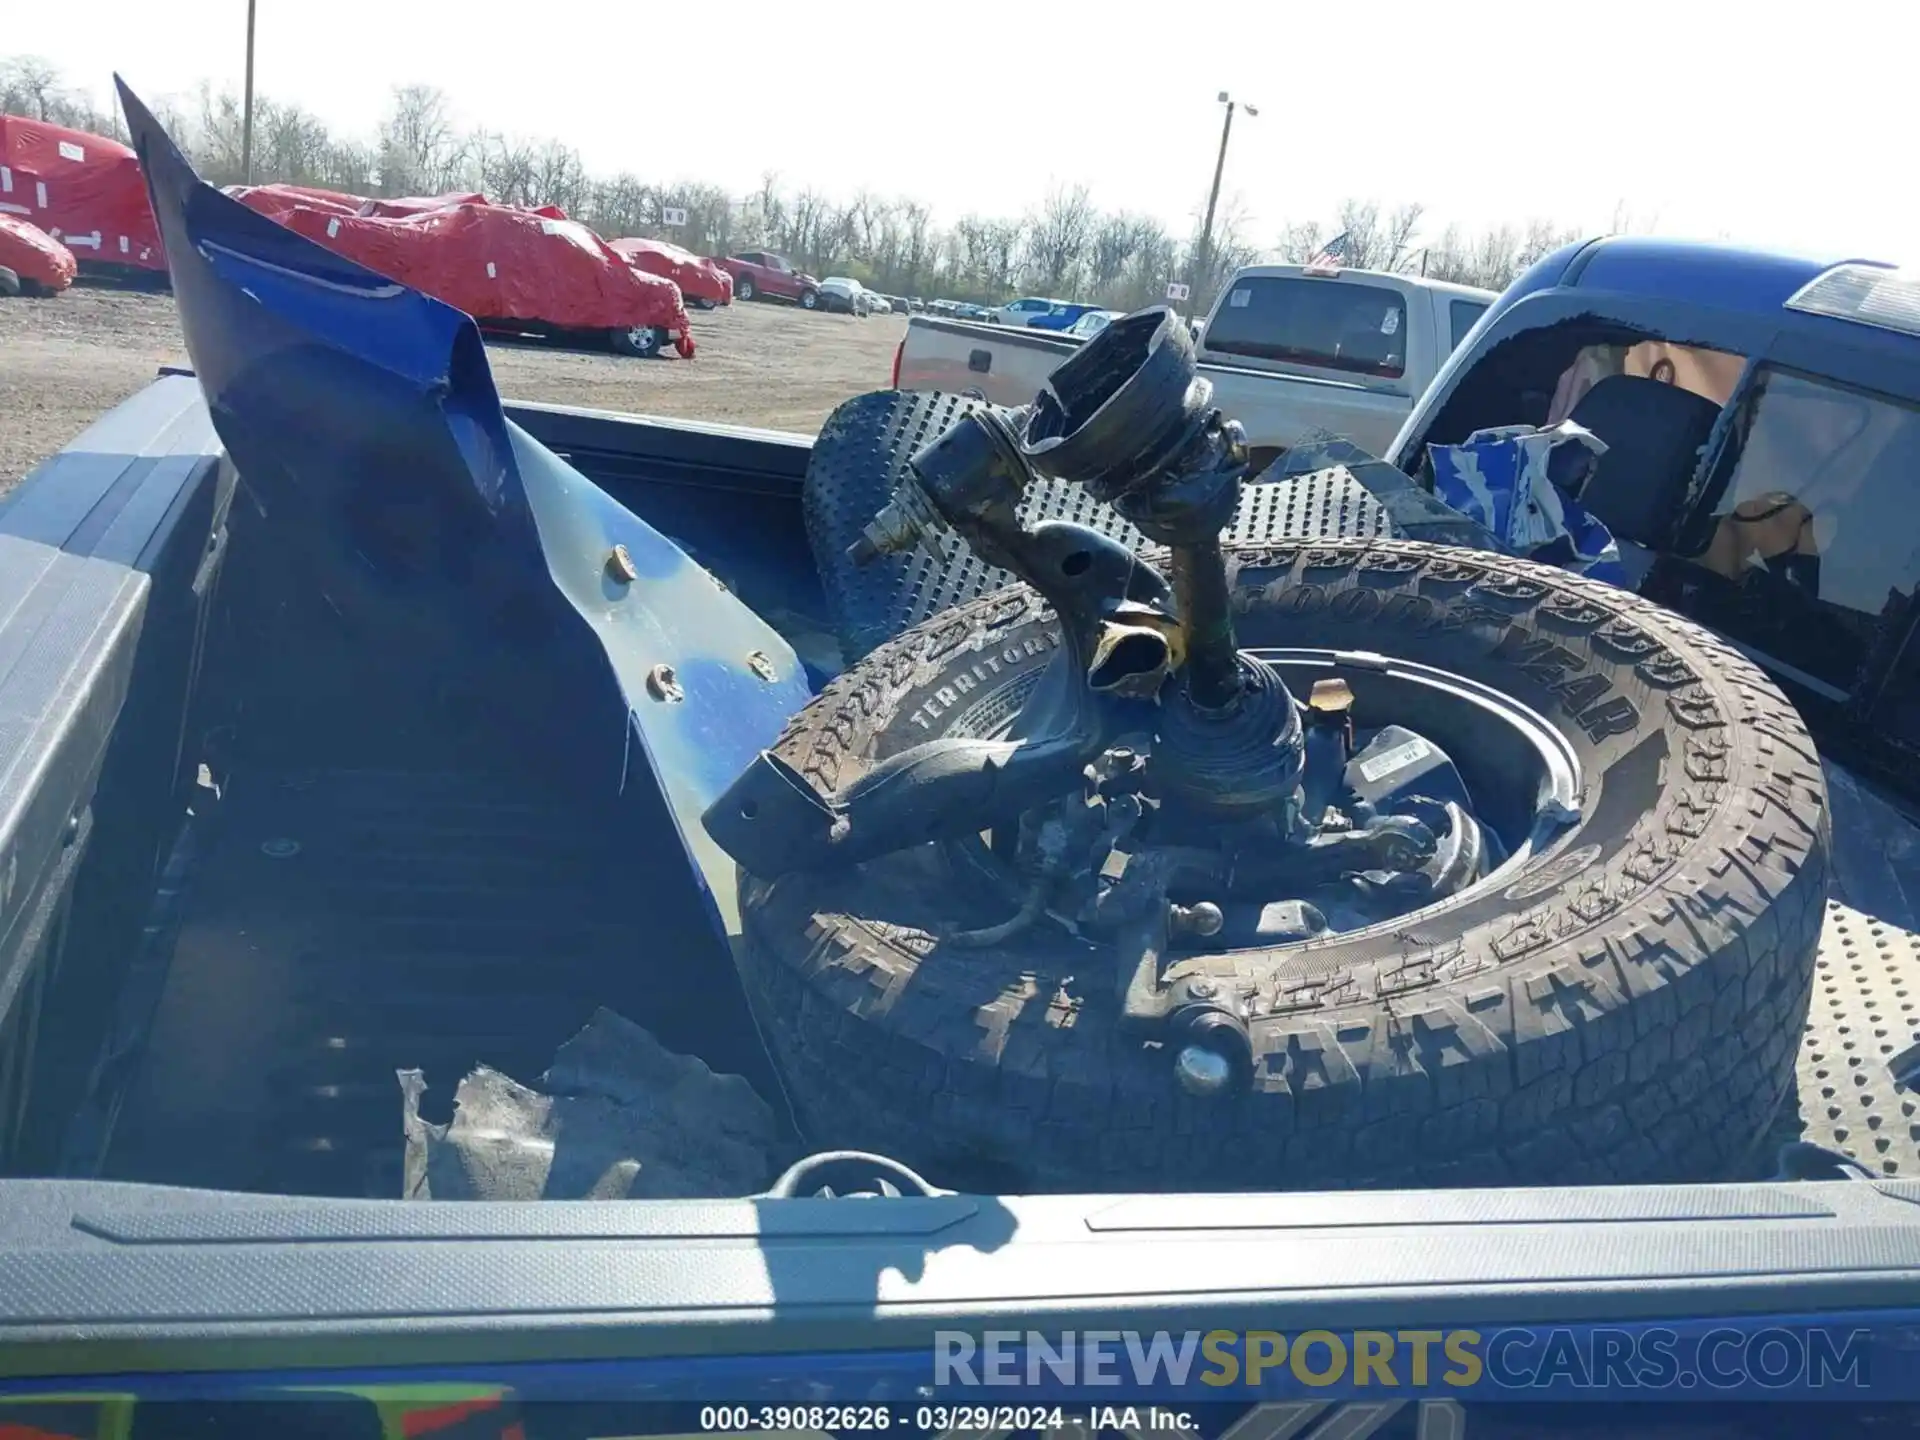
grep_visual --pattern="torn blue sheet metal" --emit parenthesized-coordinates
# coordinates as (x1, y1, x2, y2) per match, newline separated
(1428, 421, 1625, 584)
(115, 78, 808, 941)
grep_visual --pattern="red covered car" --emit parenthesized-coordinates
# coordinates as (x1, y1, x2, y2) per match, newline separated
(0, 213, 77, 295)
(232, 190, 693, 358)
(609, 237, 732, 309)
(226, 183, 364, 219)
(1, 113, 165, 275)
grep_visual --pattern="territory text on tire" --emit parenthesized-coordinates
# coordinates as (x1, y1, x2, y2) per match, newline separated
(735, 541, 1830, 1193)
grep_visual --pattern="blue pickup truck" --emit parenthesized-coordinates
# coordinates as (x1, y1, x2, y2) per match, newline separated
(2, 84, 1920, 1434)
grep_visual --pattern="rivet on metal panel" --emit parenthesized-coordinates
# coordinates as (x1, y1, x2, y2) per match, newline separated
(646, 663, 685, 703)
(747, 651, 777, 682)
(606, 544, 638, 584)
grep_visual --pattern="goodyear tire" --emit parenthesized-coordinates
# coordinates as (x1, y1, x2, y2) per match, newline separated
(736, 541, 1830, 1193)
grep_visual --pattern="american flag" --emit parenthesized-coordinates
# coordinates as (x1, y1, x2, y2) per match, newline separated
(1306, 231, 1351, 268)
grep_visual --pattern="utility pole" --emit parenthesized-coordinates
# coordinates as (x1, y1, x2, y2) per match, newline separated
(1191, 92, 1255, 311)
(240, 0, 258, 184)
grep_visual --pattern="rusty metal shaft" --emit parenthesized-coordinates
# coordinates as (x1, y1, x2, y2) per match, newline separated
(1171, 537, 1241, 712)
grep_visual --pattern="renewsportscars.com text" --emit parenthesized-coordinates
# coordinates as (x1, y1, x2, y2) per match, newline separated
(933, 1327, 1871, 1393)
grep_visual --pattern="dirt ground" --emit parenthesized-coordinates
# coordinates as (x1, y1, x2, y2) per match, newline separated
(0, 285, 909, 497)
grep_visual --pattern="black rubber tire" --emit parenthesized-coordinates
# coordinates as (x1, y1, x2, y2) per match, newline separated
(800, 288, 820, 311)
(737, 540, 1830, 1193)
(0, 267, 20, 298)
(736, 276, 756, 302)
(609, 325, 662, 358)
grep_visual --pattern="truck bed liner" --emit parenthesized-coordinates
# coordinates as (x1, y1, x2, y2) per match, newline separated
(96, 759, 776, 1199)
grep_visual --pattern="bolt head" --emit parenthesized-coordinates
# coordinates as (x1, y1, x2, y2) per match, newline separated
(606, 544, 638, 583)
(1175, 1045, 1232, 1096)
(645, 663, 685, 703)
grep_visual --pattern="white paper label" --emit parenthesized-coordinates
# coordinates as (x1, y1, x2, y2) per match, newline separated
(1357, 736, 1431, 784)
(58, 140, 85, 162)
(487, 261, 497, 278)
(36, 181, 48, 209)
(1381, 308, 1400, 335)
(326, 217, 341, 238)
(119, 235, 129, 252)
(1228, 288, 1251, 308)
(539, 218, 561, 234)
(0, 166, 11, 192)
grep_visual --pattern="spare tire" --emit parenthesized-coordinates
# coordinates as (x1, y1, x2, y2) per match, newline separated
(736, 540, 1829, 1193)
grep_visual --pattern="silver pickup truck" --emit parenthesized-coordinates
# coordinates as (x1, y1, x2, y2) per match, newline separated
(894, 263, 1495, 460)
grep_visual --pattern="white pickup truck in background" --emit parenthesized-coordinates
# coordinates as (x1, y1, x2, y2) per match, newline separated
(893, 264, 1497, 460)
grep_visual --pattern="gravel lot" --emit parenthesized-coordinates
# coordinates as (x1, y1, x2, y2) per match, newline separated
(0, 285, 910, 497)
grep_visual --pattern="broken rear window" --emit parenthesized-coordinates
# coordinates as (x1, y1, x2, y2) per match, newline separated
(1204, 277, 1408, 379)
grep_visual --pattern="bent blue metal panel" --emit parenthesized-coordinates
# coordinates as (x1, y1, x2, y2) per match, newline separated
(113, 78, 809, 940)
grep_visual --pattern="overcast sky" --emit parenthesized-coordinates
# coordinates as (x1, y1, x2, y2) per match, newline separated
(12, 0, 1919, 267)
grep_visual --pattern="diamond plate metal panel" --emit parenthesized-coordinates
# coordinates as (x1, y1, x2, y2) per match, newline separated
(803, 390, 1391, 660)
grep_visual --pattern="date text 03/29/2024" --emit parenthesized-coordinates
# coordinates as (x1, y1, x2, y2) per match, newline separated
(695, 1406, 1198, 1433)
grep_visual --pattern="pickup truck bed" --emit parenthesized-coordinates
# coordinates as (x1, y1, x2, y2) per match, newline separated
(10, 372, 1920, 1200)
(6, 379, 823, 1197)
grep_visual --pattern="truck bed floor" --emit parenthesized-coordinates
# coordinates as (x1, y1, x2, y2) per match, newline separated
(99, 763, 766, 1198)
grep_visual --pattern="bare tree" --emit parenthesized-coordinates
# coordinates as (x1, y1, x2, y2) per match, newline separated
(981, 218, 1024, 295)
(377, 84, 462, 196)
(529, 140, 586, 213)
(1024, 185, 1093, 292)
(586, 172, 648, 238)
(900, 201, 934, 292)
(1273, 219, 1326, 264)
(1380, 202, 1425, 272)
(477, 134, 538, 206)
(1089, 212, 1145, 292)
(0, 56, 64, 121)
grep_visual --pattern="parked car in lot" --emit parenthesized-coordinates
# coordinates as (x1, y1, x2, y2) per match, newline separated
(0, 112, 165, 278)
(608, 237, 733, 308)
(0, 213, 77, 295)
(817, 276, 871, 315)
(1066, 308, 1123, 338)
(231, 187, 694, 357)
(717, 250, 821, 308)
(988, 295, 1066, 326)
(866, 293, 893, 315)
(897, 263, 1496, 458)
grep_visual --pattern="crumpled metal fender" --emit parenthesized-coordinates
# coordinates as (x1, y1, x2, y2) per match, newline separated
(116, 78, 808, 945)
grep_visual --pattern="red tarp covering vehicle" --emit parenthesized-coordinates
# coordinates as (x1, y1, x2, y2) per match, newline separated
(609, 237, 733, 308)
(0, 113, 164, 273)
(359, 192, 488, 219)
(225, 183, 364, 221)
(0, 213, 77, 293)
(231, 190, 694, 357)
